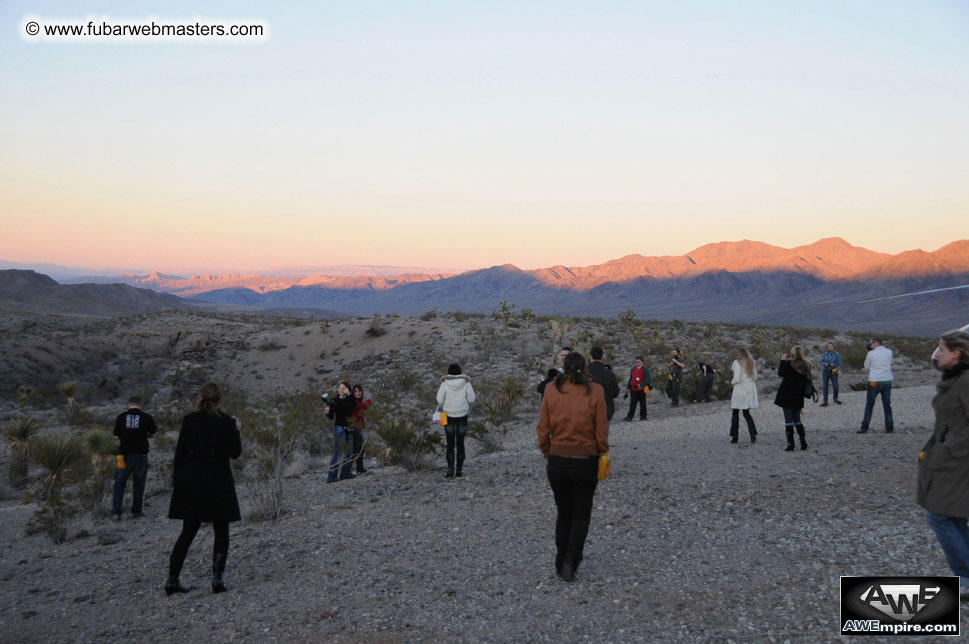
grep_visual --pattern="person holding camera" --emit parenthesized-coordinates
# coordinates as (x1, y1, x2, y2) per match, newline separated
(165, 382, 242, 595)
(819, 342, 842, 406)
(858, 338, 894, 433)
(436, 364, 476, 478)
(774, 346, 811, 451)
(324, 380, 357, 482)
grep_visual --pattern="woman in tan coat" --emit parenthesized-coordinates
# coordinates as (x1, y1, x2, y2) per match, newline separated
(918, 329, 969, 596)
(537, 352, 609, 582)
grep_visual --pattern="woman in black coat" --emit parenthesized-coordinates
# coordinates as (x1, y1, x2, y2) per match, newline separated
(774, 346, 811, 452)
(165, 382, 242, 595)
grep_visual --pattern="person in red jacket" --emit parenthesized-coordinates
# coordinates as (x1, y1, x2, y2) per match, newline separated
(350, 384, 373, 475)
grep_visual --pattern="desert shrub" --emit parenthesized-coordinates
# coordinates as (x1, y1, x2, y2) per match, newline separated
(28, 433, 87, 543)
(892, 336, 937, 363)
(850, 381, 869, 392)
(420, 309, 439, 321)
(256, 339, 285, 351)
(841, 344, 868, 369)
(370, 411, 440, 471)
(67, 409, 99, 428)
(366, 315, 387, 337)
(4, 416, 40, 487)
(471, 374, 526, 453)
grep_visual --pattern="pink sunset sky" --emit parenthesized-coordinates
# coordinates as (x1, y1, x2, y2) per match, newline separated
(2, 0, 967, 273)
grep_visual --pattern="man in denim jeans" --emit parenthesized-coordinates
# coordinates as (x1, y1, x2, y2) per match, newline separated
(858, 338, 894, 433)
(112, 396, 157, 519)
(819, 342, 842, 406)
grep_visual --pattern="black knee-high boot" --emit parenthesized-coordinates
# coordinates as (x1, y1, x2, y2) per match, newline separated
(212, 553, 227, 593)
(795, 424, 807, 450)
(165, 554, 191, 595)
(784, 427, 795, 452)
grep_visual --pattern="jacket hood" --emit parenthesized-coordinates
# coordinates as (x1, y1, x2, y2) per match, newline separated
(442, 375, 470, 389)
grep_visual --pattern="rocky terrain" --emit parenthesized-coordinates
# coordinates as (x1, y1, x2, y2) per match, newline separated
(0, 306, 956, 643)
(0, 384, 957, 643)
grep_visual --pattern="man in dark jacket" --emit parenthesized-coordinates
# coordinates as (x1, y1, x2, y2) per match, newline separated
(624, 356, 652, 421)
(112, 395, 157, 519)
(588, 346, 620, 420)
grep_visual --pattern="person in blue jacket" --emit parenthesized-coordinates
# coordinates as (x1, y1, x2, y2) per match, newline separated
(820, 342, 842, 406)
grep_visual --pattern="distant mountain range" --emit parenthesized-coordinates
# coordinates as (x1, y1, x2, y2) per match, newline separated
(2, 238, 967, 335)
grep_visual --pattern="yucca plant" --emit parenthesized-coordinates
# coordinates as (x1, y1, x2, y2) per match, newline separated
(28, 434, 86, 543)
(31, 434, 86, 499)
(4, 416, 40, 487)
(82, 429, 116, 511)
(58, 383, 80, 417)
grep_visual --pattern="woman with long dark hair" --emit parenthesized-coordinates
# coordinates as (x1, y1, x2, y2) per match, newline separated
(537, 352, 609, 582)
(774, 345, 811, 451)
(918, 330, 969, 596)
(166, 382, 242, 595)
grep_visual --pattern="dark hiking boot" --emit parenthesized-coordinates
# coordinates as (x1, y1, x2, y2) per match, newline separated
(212, 553, 227, 593)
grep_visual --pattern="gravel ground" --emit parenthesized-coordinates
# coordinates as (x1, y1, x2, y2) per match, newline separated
(1, 384, 961, 643)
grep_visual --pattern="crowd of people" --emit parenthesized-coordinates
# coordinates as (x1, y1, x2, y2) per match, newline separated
(104, 328, 968, 594)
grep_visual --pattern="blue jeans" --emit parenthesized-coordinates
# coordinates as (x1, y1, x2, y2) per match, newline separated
(926, 512, 969, 589)
(861, 382, 893, 430)
(822, 369, 839, 403)
(326, 425, 353, 481)
(112, 453, 148, 515)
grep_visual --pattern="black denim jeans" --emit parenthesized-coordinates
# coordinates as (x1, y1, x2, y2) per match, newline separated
(729, 408, 757, 439)
(444, 415, 468, 473)
(546, 455, 599, 571)
(626, 390, 647, 420)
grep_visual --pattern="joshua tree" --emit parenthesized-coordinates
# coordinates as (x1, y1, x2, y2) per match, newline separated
(29, 433, 87, 543)
(16, 385, 33, 409)
(4, 416, 40, 487)
(58, 383, 80, 417)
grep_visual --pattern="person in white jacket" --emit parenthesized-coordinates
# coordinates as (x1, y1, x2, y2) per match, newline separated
(858, 338, 894, 433)
(729, 348, 759, 444)
(436, 364, 476, 478)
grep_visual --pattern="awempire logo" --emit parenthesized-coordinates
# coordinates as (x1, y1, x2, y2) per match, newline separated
(841, 576, 959, 636)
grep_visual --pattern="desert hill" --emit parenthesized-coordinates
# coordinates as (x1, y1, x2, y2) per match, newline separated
(5, 238, 968, 335)
(0, 270, 187, 316)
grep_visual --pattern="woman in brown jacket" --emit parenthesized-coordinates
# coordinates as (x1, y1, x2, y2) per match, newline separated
(918, 329, 969, 596)
(537, 352, 609, 582)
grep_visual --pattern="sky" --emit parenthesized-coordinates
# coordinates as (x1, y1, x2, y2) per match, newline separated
(1, 0, 967, 273)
